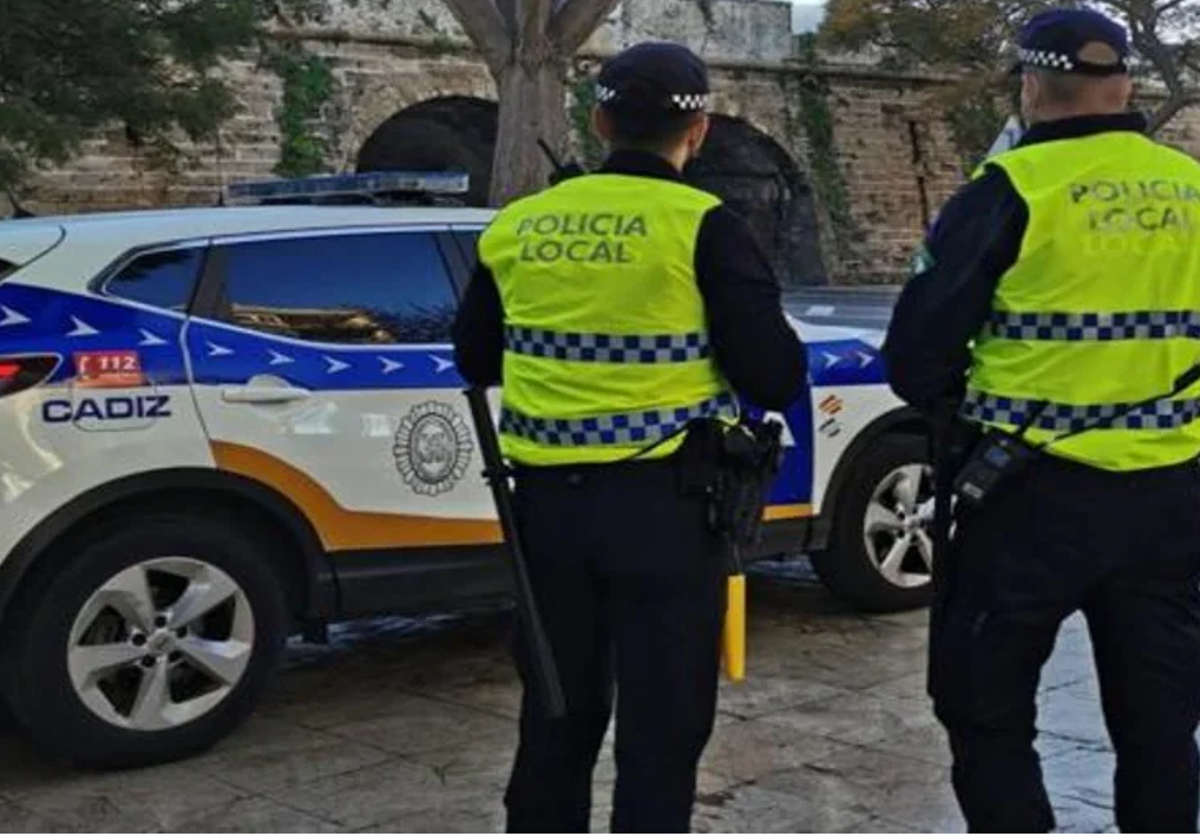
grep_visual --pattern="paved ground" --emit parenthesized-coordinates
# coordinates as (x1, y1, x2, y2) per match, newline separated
(0, 561, 1121, 832)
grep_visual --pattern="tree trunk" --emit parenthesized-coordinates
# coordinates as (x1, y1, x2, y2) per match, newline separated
(489, 55, 571, 206)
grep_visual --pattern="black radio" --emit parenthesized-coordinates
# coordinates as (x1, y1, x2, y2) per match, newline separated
(952, 428, 1041, 508)
(953, 362, 1200, 509)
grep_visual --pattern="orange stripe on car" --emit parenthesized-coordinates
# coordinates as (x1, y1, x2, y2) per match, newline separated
(210, 441, 503, 551)
(763, 504, 813, 521)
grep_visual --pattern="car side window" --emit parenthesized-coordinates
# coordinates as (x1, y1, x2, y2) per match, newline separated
(216, 231, 457, 345)
(101, 247, 205, 312)
(453, 231, 481, 271)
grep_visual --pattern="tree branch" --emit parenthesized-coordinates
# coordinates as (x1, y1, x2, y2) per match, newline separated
(519, 0, 555, 54)
(439, 0, 512, 75)
(547, 0, 622, 54)
(1158, 0, 1191, 14)
(1148, 92, 1200, 135)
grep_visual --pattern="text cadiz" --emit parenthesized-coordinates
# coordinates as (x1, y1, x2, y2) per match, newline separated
(515, 214, 647, 264)
(42, 395, 173, 424)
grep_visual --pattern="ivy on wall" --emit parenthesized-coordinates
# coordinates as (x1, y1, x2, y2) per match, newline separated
(265, 43, 336, 178)
(785, 35, 858, 259)
(795, 75, 856, 257)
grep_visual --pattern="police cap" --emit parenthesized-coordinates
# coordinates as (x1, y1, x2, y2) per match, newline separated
(1015, 8, 1131, 76)
(596, 42, 710, 115)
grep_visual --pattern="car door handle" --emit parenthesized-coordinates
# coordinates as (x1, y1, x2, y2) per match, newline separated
(220, 386, 311, 404)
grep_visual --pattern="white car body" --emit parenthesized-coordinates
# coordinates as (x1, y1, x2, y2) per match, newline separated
(0, 193, 929, 767)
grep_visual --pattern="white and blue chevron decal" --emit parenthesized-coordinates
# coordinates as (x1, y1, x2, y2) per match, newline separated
(186, 320, 462, 390)
(0, 283, 190, 386)
(0, 283, 465, 390)
(0, 283, 886, 397)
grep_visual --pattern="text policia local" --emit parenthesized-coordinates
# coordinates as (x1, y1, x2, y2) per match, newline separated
(1074, 179, 1200, 234)
(514, 214, 648, 264)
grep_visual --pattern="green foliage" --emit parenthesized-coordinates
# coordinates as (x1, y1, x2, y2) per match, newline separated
(0, 0, 269, 191)
(264, 44, 336, 177)
(942, 83, 1009, 173)
(820, 0, 1069, 72)
(795, 77, 856, 256)
(819, 0, 1200, 137)
(0, 0, 335, 192)
(795, 33, 820, 66)
(569, 79, 605, 169)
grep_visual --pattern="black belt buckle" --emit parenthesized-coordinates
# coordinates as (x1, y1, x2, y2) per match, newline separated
(952, 427, 1040, 508)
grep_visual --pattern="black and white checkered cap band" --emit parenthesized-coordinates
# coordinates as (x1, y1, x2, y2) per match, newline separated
(1019, 48, 1076, 71)
(669, 93, 709, 111)
(961, 389, 1200, 434)
(595, 84, 709, 111)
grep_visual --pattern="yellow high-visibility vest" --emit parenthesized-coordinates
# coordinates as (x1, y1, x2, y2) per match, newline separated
(963, 130, 1200, 471)
(479, 173, 737, 467)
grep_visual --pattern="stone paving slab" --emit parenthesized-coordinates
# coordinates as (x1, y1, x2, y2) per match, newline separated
(0, 571, 1128, 832)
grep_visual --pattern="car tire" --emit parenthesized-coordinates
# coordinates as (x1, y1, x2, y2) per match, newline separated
(811, 433, 936, 613)
(1, 513, 287, 769)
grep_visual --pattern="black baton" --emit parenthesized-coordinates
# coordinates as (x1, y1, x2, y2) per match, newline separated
(464, 386, 567, 720)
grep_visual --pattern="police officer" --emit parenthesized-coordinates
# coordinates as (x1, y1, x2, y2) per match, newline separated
(452, 42, 806, 833)
(883, 8, 1200, 833)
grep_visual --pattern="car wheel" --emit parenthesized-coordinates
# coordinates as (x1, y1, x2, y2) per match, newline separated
(811, 433, 936, 613)
(1, 513, 287, 769)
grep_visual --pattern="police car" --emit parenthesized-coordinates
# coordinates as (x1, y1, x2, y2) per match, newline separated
(0, 173, 932, 768)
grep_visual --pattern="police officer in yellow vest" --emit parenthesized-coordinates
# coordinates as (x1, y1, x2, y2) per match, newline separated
(452, 42, 805, 832)
(883, 8, 1200, 833)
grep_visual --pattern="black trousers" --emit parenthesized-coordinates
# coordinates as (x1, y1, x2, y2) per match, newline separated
(503, 456, 725, 833)
(930, 453, 1200, 833)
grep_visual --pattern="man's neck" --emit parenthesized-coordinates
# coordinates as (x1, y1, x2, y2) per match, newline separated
(610, 145, 685, 173)
(1030, 106, 1125, 126)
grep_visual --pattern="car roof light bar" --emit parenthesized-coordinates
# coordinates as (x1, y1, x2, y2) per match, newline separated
(224, 171, 470, 204)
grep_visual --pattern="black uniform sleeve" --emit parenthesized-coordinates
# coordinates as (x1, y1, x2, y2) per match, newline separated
(694, 205, 807, 411)
(451, 261, 505, 387)
(881, 165, 1029, 413)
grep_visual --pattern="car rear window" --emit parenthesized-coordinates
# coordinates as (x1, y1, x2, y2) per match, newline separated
(100, 248, 205, 312)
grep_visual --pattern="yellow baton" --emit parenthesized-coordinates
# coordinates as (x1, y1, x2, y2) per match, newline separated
(722, 572, 746, 682)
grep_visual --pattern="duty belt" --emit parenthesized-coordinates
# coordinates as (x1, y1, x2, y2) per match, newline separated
(500, 393, 738, 447)
(962, 389, 1200, 433)
(504, 326, 711, 364)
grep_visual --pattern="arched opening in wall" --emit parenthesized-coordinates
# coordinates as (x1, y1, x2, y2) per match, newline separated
(356, 96, 498, 206)
(685, 115, 828, 287)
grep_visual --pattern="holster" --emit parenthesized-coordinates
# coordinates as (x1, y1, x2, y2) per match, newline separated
(675, 416, 786, 549)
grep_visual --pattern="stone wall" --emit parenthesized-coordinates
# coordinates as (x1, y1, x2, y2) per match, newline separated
(14, 0, 1200, 285)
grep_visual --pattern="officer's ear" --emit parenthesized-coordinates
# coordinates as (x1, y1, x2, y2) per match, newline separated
(592, 105, 615, 147)
(686, 113, 710, 158)
(1019, 71, 1040, 125)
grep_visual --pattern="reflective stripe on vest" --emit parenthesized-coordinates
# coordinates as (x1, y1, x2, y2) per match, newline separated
(961, 390, 1200, 434)
(504, 326, 711, 364)
(987, 310, 1200, 341)
(961, 131, 1200, 471)
(479, 172, 731, 467)
(500, 392, 738, 447)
